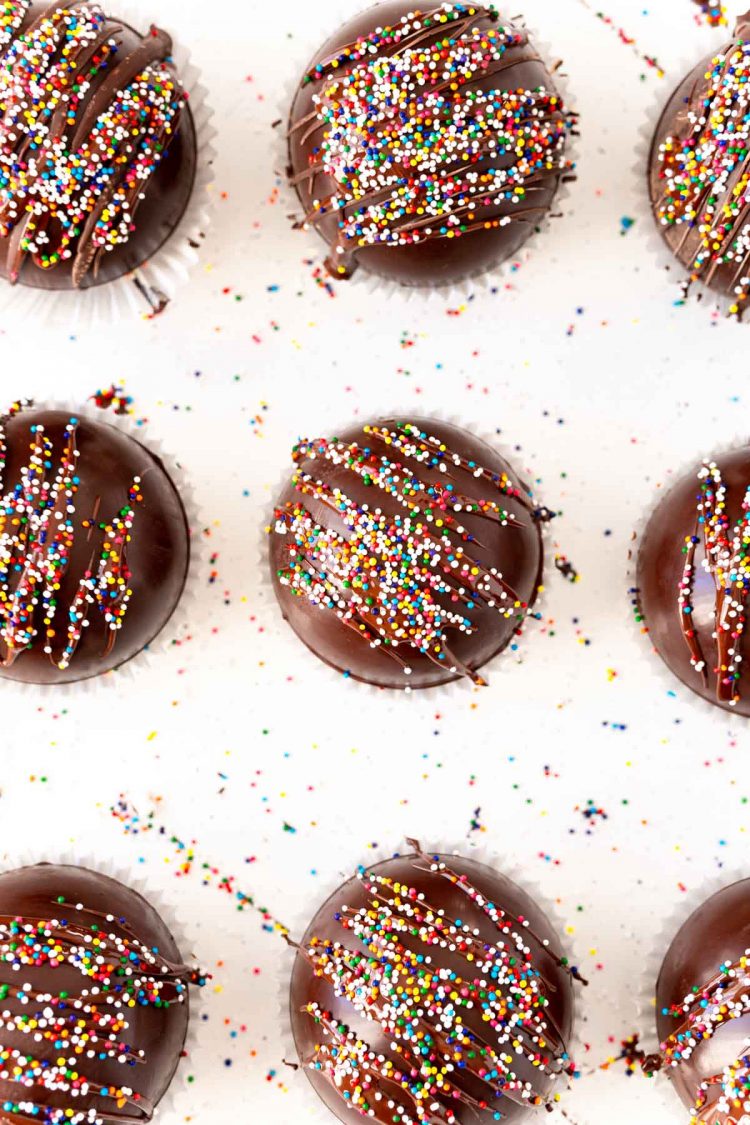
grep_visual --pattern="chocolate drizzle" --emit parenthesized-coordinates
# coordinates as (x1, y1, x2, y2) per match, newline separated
(678, 462, 750, 707)
(289, 844, 580, 1124)
(648, 952, 750, 1124)
(651, 12, 750, 316)
(271, 419, 545, 688)
(288, 2, 573, 282)
(0, 402, 140, 673)
(0, 2, 185, 287)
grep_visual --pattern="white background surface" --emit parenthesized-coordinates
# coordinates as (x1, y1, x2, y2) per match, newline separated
(0, 0, 748, 1122)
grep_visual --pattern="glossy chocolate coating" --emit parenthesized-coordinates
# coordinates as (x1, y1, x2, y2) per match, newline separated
(290, 849, 575, 1124)
(0, 863, 190, 1125)
(656, 880, 750, 1119)
(0, 3, 197, 293)
(288, 1, 566, 287)
(269, 417, 544, 690)
(647, 18, 750, 303)
(636, 448, 750, 716)
(0, 407, 189, 686)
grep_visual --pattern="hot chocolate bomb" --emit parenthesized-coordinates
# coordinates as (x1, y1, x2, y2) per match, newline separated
(289, 844, 580, 1124)
(636, 449, 750, 715)
(0, 403, 190, 685)
(647, 880, 750, 1124)
(269, 418, 546, 690)
(0, 863, 203, 1125)
(0, 1, 197, 292)
(287, 1, 573, 286)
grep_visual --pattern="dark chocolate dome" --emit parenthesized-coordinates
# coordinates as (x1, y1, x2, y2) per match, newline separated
(0, 863, 203, 1124)
(652, 880, 750, 1123)
(289, 844, 579, 1124)
(636, 448, 750, 716)
(269, 417, 545, 690)
(0, 403, 190, 685)
(287, 1, 573, 287)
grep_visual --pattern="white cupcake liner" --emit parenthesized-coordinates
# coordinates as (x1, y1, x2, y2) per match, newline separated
(0, 1, 216, 329)
(0, 846, 206, 1124)
(277, 836, 588, 1124)
(260, 408, 560, 700)
(626, 432, 750, 724)
(633, 26, 750, 323)
(636, 864, 750, 1125)
(275, 3, 579, 305)
(0, 395, 204, 698)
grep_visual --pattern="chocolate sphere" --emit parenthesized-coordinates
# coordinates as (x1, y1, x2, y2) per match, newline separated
(648, 12, 750, 316)
(654, 880, 750, 1123)
(0, 403, 190, 685)
(269, 417, 545, 690)
(289, 843, 579, 1124)
(0, 2, 197, 292)
(287, 1, 573, 287)
(636, 449, 750, 715)
(0, 863, 203, 1124)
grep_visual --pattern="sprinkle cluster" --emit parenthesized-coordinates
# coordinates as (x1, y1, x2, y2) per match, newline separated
(655, 36, 750, 315)
(0, 4, 183, 285)
(0, 404, 141, 672)
(0, 0, 28, 49)
(693, 0, 728, 28)
(678, 462, 750, 707)
(0, 900, 204, 1124)
(297, 851, 574, 1123)
(273, 421, 536, 683)
(657, 953, 750, 1124)
(294, 3, 571, 271)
